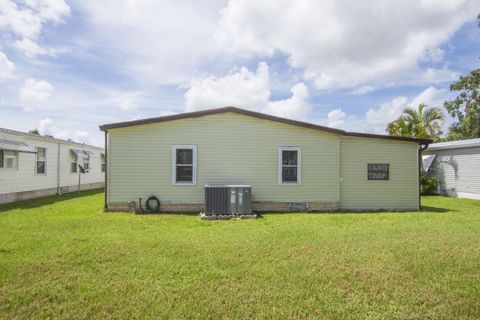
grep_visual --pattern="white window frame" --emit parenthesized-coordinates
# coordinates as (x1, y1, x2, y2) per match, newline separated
(3, 151, 18, 170)
(172, 145, 197, 185)
(278, 146, 301, 185)
(35, 147, 47, 175)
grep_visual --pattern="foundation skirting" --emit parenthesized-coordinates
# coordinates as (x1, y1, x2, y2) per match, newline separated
(0, 182, 104, 204)
(106, 200, 340, 213)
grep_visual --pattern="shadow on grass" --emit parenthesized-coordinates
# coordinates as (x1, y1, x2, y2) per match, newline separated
(0, 188, 104, 213)
(420, 205, 455, 213)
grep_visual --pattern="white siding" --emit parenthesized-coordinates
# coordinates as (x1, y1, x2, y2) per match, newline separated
(425, 147, 480, 198)
(0, 131, 104, 197)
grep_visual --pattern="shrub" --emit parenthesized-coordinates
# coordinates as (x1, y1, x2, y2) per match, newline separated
(421, 172, 438, 195)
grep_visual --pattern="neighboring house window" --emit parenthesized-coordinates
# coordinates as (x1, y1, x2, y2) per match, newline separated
(172, 145, 196, 184)
(3, 151, 18, 169)
(0, 150, 3, 168)
(101, 153, 106, 172)
(36, 147, 46, 174)
(83, 158, 90, 172)
(278, 147, 301, 184)
(71, 154, 78, 173)
(367, 164, 389, 180)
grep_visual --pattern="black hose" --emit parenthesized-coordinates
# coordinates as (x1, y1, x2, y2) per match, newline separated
(137, 196, 160, 214)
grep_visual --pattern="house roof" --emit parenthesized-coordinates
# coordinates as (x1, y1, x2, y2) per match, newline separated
(99, 106, 432, 144)
(0, 127, 104, 150)
(426, 138, 480, 151)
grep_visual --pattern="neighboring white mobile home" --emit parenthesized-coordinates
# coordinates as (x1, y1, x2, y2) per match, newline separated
(100, 107, 431, 212)
(423, 138, 480, 200)
(0, 128, 105, 204)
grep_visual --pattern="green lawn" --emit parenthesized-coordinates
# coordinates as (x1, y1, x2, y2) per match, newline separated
(0, 190, 479, 319)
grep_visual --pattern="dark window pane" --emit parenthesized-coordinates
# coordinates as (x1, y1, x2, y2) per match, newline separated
(84, 163, 89, 170)
(282, 150, 297, 165)
(71, 162, 77, 173)
(176, 165, 193, 182)
(37, 161, 45, 174)
(0, 151, 3, 168)
(282, 167, 297, 182)
(101, 164, 106, 172)
(367, 163, 389, 180)
(176, 149, 193, 164)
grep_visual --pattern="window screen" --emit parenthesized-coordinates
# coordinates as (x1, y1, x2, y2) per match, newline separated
(175, 148, 193, 182)
(279, 147, 300, 184)
(0, 150, 3, 168)
(368, 164, 389, 180)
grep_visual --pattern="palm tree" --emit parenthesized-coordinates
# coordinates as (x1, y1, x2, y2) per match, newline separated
(387, 104, 444, 140)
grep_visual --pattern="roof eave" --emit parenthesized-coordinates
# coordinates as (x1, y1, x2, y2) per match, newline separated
(99, 106, 432, 144)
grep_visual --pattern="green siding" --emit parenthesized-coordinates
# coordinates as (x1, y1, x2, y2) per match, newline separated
(108, 112, 340, 204)
(108, 112, 420, 209)
(340, 137, 419, 210)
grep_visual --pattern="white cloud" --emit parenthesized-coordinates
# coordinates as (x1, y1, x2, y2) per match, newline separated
(185, 62, 270, 112)
(364, 97, 409, 133)
(0, 0, 70, 58)
(76, 0, 222, 84)
(0, 0, 70, 39)
(38, 118, 93, 145)
(0, 51, 15, 81)
(184, 62, 310, 120)
(38, 118, 67, 138)
(327, 108, 346, 128)
(119, 99, 138, 111)
(13, 38, 56, 58)
(20, 78, 54, 102)
(264, 83, 310, 120)
(350, 86, 449, 134)
(351, 85, 377, 95)
(215, 0, 478, 89)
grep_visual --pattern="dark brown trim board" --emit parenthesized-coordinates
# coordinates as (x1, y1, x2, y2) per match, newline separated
(104, 131, 108, 209)
(99, 106, 432, 145)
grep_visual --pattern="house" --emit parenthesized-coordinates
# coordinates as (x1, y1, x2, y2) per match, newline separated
(423, 138, 480, 200)
(0, 128, 105, 204)
(99, 107, 431, 212)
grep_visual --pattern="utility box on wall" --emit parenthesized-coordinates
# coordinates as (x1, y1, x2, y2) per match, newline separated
(204, 185, 252, 215)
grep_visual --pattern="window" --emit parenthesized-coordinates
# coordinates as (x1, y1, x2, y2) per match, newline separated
(3, 151, 18, 169)
(278, 147, 301, 184)
(101, 153, 106, 172)
(0, 150, 3, 168)
(71, 154, 78, 173)
(367, 163, 389, 180)
(172, 145, 196, 184)
(83, 158, 90, 172)
(35, 147, 46, 174)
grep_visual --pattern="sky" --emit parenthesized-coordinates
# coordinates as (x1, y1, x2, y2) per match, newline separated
(0, 0, 479, 147)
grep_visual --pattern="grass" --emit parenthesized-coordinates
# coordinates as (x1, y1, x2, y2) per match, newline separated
(0, 190, 479, 319)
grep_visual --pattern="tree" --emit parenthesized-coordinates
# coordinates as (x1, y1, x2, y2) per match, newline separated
(444, 69, 480, 140)
(386, 103, 444, 140)
(29, 129, 40, 135)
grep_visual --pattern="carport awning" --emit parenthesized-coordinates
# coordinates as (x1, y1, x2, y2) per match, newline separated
(0, 139, 36, 153)
(71, 148, 88, 159)
(422, 155, 436, 172)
